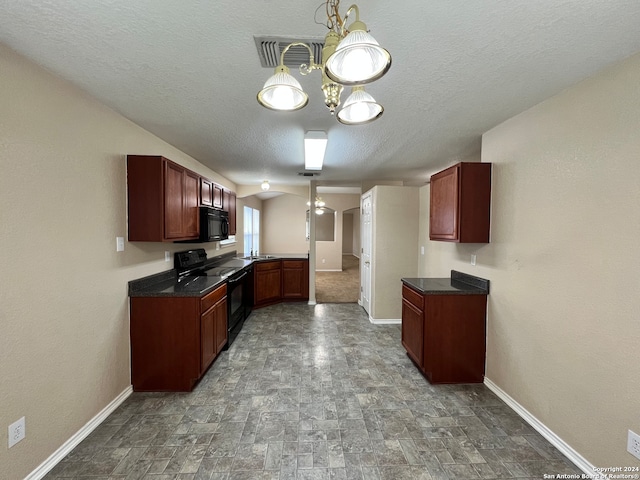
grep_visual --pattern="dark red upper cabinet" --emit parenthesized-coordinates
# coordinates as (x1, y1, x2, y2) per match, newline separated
(430, 162, 492, 243)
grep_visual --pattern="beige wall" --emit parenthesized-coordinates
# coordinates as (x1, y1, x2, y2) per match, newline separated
(0, 44, 238, 478)
(342, 212, 354, 254)
(370, 186, 419, 320)
(419, 52, 640, 467)
(260, 193, 360, 270)
(316, 194, 360, 271)
(341, 208, 361, 256)
(261, 193, 308, 255)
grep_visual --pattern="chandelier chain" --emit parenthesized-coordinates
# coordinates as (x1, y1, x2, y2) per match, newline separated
(325, 0, 344, 33)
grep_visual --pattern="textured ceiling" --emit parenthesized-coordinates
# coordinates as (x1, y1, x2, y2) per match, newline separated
(1, 1, 640, 189)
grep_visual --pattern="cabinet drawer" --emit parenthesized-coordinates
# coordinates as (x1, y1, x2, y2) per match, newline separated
(255, 260, 281, 271)
(201, 283, 227, 312)
(282, 260, 304, 269)
(402, 284, 424, 310)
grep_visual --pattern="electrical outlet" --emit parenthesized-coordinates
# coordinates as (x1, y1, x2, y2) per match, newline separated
(471, 254, 477, 266)
(116, 236, 125, 252)
(628, 430, 640, 460)
(8, 417, 25, 448)
(164, 251, 171, 262)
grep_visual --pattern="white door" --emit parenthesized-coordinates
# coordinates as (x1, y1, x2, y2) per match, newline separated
(360, 192, 372, 314)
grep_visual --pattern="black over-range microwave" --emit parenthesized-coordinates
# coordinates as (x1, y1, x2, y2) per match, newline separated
(200, 206, 229, 242)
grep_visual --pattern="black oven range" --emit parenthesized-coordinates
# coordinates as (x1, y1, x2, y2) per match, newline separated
(174, 249, 252, 349)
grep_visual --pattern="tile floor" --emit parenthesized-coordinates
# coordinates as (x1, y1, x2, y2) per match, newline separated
(45, 302, 583, 479)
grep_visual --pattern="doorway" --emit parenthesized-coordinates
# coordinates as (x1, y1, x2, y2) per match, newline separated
(315, 254, 360, 303)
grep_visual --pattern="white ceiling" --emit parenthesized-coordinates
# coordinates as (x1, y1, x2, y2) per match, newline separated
(2, 1, 640, 190)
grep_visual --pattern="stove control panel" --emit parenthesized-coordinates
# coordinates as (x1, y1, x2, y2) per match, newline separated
(175, 248, 207, 270)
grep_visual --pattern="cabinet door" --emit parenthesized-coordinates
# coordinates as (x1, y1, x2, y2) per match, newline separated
(163, 161, 199, 240)
(430, 162, 492, 243)
(201, 307, 216, 373)
(128, 155, 203, 242)
(402, 299, 424, 368)
(200, 178, 213, 206)
(213, 184, 223, 209)
(184, 171, 200, 238)
(130, 296, 200, 392)
(429, 164, 459, 241)
(214, 298, 228, 354)
(254, 261, 282, 306)
(223, 190, 237, 235)
(282, 260, 309, 299)
(164, 161, 187, 239)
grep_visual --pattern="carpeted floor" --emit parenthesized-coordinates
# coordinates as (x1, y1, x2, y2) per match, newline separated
(315, 254, 360, 303)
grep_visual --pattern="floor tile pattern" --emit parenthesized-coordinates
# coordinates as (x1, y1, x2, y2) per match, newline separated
(45, 303, 583, 479)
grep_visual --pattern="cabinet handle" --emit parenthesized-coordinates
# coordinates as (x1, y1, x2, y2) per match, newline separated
(228, 271, 248, 284)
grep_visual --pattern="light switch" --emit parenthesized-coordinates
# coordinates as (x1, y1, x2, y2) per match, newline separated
(116, 237, 125, 252)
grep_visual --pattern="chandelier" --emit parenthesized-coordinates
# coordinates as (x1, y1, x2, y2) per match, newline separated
(257, 1, 391, 125)
(307, 196, 327, 215)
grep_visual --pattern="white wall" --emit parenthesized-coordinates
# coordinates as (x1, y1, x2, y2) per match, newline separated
(0, 44, 238, 478)
(419, 51, 640, 467)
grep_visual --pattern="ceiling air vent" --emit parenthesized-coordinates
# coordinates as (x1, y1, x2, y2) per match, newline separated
(298, 172, 321, 177)
(254, 36, 325, 68)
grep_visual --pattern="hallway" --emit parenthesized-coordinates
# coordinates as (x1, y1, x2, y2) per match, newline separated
(45, 303, 582, 479)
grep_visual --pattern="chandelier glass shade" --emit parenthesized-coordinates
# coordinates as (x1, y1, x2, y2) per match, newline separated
(256, 1, 390, 125)
(261, 180, 270, 191)
(337, 87, 383, 125)
(324, 21, 391, 85)
(257, 66, 308, 111)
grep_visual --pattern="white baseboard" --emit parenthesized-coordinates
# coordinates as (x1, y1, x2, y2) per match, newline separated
(484, 377, 597, 477)
(26, 385, 133, 480)
(368, 317, 401, 325)
(316, 269, 342, 272)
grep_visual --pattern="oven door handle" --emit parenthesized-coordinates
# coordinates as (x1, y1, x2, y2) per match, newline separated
(228, 271, 248, 284)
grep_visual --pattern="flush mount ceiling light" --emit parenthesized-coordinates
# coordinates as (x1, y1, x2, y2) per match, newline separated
(304, 131, 327, 171)
(256, 0, 391, 125)
(261, 180, 270, 191)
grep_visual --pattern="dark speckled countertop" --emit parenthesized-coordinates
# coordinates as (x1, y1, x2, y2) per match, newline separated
(402, 270, 489, 295)
(129, 253, 308, 297)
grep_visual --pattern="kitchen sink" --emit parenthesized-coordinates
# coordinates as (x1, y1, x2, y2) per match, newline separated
(240, 255, 277, 260)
